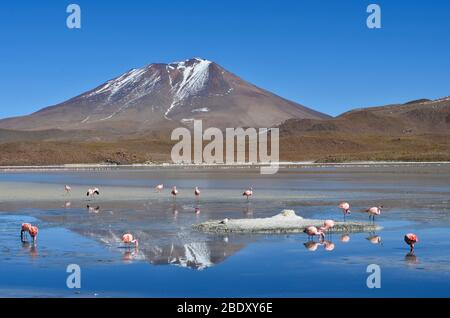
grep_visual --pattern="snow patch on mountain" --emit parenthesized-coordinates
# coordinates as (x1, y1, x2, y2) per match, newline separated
(165, 58, 212, 117)
(192, 107, 210, 113)
(89, 68, 148, 98)
(179, 242, 213, 270)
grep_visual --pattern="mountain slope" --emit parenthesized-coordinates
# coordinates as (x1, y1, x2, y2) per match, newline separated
(0, 58, 329, 133)
(280, 97, 450, 136)
(277, 97, 450, 162)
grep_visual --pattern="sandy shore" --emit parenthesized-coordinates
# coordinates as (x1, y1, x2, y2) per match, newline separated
(0, 182, 156, 203)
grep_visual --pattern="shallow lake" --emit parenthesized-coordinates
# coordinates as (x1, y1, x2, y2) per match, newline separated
(0, 164, 449, 297)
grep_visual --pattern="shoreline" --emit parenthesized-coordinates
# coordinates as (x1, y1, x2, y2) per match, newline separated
(1, 161, 450, 172)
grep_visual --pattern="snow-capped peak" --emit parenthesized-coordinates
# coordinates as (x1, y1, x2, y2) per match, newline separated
(165, 58, 212, 117)
(80, 58, 213, 121)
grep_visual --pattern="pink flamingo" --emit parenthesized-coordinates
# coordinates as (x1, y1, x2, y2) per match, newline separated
(122, 234, 138, 248)
(194, 187, 201, 198)
(303, 226, 325, 240)
(339, 202, 351, 216)
(29, 226, 38, 243)
(366, 206, 382, 221)
(404, 233, 419, 253)
(319, 220, 335, 235)
(323, 241, 335, 251)
(64, 185, 72, 195)
(20, 223, 32, 241)
(243, 187, 253, 201)
(155, 184, 164, 193)
(366, 235, 382, 245)
(324, 220, 335, 230)
(171, 186, 178, 200)
(304, 241, 322, 251)
(340, 234, 350, 243)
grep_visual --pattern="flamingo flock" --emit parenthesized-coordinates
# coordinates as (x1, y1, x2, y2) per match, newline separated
(299, 201, 419, 254)
(17, 185, 419, 257)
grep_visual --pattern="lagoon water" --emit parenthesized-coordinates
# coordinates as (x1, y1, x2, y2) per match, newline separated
(0, 164, 449, 297)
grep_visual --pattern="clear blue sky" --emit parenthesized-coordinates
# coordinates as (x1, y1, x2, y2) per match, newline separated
(1, 0, 449, 119)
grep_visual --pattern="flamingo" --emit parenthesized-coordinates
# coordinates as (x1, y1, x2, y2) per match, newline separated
(366, 206, 382, 221)
(339, 202, 351, 216)
(366, 235, 382, 245)
(29, 226, 38, 243)
(20, 223, 32, 241)
(303, 226, 325, 240)
(323, 241, 335, 251)
(122, 234, 138, 248)
(64, 185, 72, 195)
(87, 188, 100, 198)
(324, 220, 335, 230)
(171, 186, 178, 200)
(194, 187, 201, 198)
(87, 205, 100, 213)
(404, 233, 419, 253)
(155, 184, 164, 193)
(340, 234, 350, 243)
(304, 241, 322, 252)
(319, 220, 335, 235)
(243, 187, 253, 201)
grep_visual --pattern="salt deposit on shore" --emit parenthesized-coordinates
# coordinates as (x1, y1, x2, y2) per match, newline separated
(194, 210, 381, 234)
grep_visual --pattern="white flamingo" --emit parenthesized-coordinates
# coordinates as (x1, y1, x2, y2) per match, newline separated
(243, 187, 253, 201)
(171, 186, 178, 200)
(87, 187, 100, 199)
(194, 187, 201, 199)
